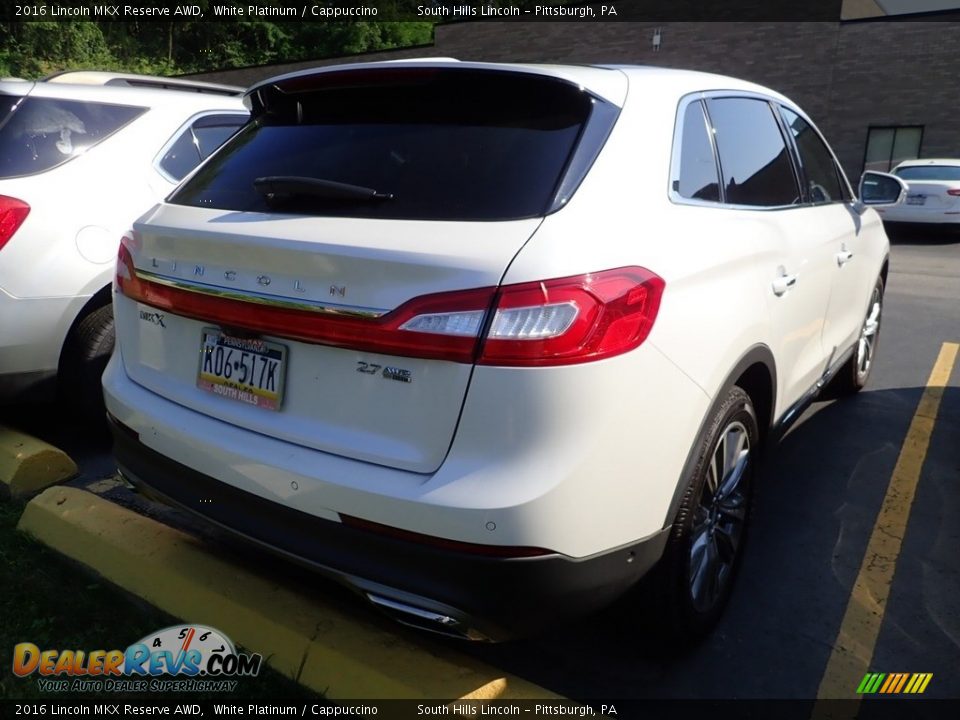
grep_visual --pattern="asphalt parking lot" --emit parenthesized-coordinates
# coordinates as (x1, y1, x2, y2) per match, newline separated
(2, 225, 958, 702)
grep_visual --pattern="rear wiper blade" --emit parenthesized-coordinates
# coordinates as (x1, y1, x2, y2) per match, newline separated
(253, 176, 394, 202)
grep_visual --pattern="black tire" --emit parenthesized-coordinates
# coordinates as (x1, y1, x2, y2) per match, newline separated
(832, 275, 884, 396)
(61, 303, 115, 421)
(648, 385, 759, 641)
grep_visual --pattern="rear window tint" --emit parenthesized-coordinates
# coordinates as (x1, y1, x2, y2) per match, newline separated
(0, 95, 145, 178)
(169, 69, 599, 221)
(894, 165, 960, 181)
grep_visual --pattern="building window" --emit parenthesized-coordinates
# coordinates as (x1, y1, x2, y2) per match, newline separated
(863, 126, 923, 173)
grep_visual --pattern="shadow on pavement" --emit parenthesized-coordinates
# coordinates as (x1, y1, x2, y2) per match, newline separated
(465, 384, 960, 700)
(883, 222, 960, 246)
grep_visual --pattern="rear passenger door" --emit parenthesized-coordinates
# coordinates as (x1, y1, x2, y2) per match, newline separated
(705, 95, 835, 409)
(777, 105, 869, 360)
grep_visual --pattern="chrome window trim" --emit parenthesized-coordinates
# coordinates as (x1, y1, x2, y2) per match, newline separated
(153, 109, 248, 184)
(667, 95, 724, 207)
(136, 269, 388, 319)
(669, 89, 824, 213)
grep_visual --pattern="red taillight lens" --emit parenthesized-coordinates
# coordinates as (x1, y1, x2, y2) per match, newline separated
(396, 267, 665, 365)
(116, 234, 496, 362)
(115, 233, 142, 295)
(0, 195, 30, 252)
(117, 243, 664, 366)
(479, 267, 665, 366)
(946, 189, 960, 197)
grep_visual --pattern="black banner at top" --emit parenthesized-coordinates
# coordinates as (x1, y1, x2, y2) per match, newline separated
(3, 699, 960, 720)
(1, 1, 848, 24)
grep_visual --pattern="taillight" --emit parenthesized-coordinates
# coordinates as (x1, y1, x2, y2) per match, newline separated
(394, 267, 665, 366)
(114, 233, 141, 294)
(946, 189, 960, 197)
(115, 233, 495, 362)
(117, 241, 664, 366)
(479, 268, 665, 366)
(0, 195, 30, 252)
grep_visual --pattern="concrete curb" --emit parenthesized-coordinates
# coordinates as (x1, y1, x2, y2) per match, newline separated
(0, 426, 78, 499)
(18, 486, 561, 700)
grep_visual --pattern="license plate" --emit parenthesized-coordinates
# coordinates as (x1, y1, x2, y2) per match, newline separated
(197, 329, 286, 411)
(906, 195, 926, 205)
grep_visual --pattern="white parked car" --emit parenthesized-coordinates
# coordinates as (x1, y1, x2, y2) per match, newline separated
(0, 73, 247, 411)
(874, 158, 960, 226)
(103, 61, 906, 641)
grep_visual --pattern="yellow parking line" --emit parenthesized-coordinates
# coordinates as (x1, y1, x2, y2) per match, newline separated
(816, 342, 958, 699)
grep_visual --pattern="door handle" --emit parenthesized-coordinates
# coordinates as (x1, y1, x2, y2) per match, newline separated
(772, 273, 798, 296)
(836, 250, 854, 266)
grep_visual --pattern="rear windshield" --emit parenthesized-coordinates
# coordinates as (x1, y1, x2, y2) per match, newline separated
(894, 165, 960, 181)
(169, 69, 600, 221)
(0, 94, 145, 178)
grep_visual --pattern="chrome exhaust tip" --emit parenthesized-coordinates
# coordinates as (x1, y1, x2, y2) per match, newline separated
(366, 593, 491, 642)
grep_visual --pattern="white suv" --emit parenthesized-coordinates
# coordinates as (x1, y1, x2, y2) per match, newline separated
(0, 73, 247, 411)
(103, 62, 906, 641)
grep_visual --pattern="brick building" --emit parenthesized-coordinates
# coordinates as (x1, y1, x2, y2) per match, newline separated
(189, 4, 960, 181)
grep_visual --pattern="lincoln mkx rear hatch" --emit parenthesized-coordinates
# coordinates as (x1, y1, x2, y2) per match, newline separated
(113, 66, 621, 473)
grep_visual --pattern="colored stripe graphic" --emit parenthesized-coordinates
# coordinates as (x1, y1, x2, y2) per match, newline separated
(856, 674, 875, 694)
(857, 672, 933, 694)
(879, 674, 895, 693)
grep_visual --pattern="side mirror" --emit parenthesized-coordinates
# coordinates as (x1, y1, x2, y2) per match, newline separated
(858, 171, 908, 210)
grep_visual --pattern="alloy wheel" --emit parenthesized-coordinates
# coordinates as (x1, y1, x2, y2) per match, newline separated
(688, 420, 751, 613)
(856, 284, 882, 381)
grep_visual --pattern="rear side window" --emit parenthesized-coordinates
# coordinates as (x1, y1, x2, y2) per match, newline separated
(674, 101, 720, 202)
(170, 69, 602, 221)
(895, 165, 960, 181)
(706, 97, 799, 208)
(194, 115, 246, 158)
(0, 95, 144, 178)
(158, 113, 246, 181)
(779, 107, 845, 203)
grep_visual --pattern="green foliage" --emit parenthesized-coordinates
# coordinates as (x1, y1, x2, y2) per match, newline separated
(1, 21, 115, 78)
(0, 11, 436, 80)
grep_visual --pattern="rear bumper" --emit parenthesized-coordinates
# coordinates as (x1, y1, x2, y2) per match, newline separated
(878, 207, 960, 224)
(110, 416, 669, 641)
